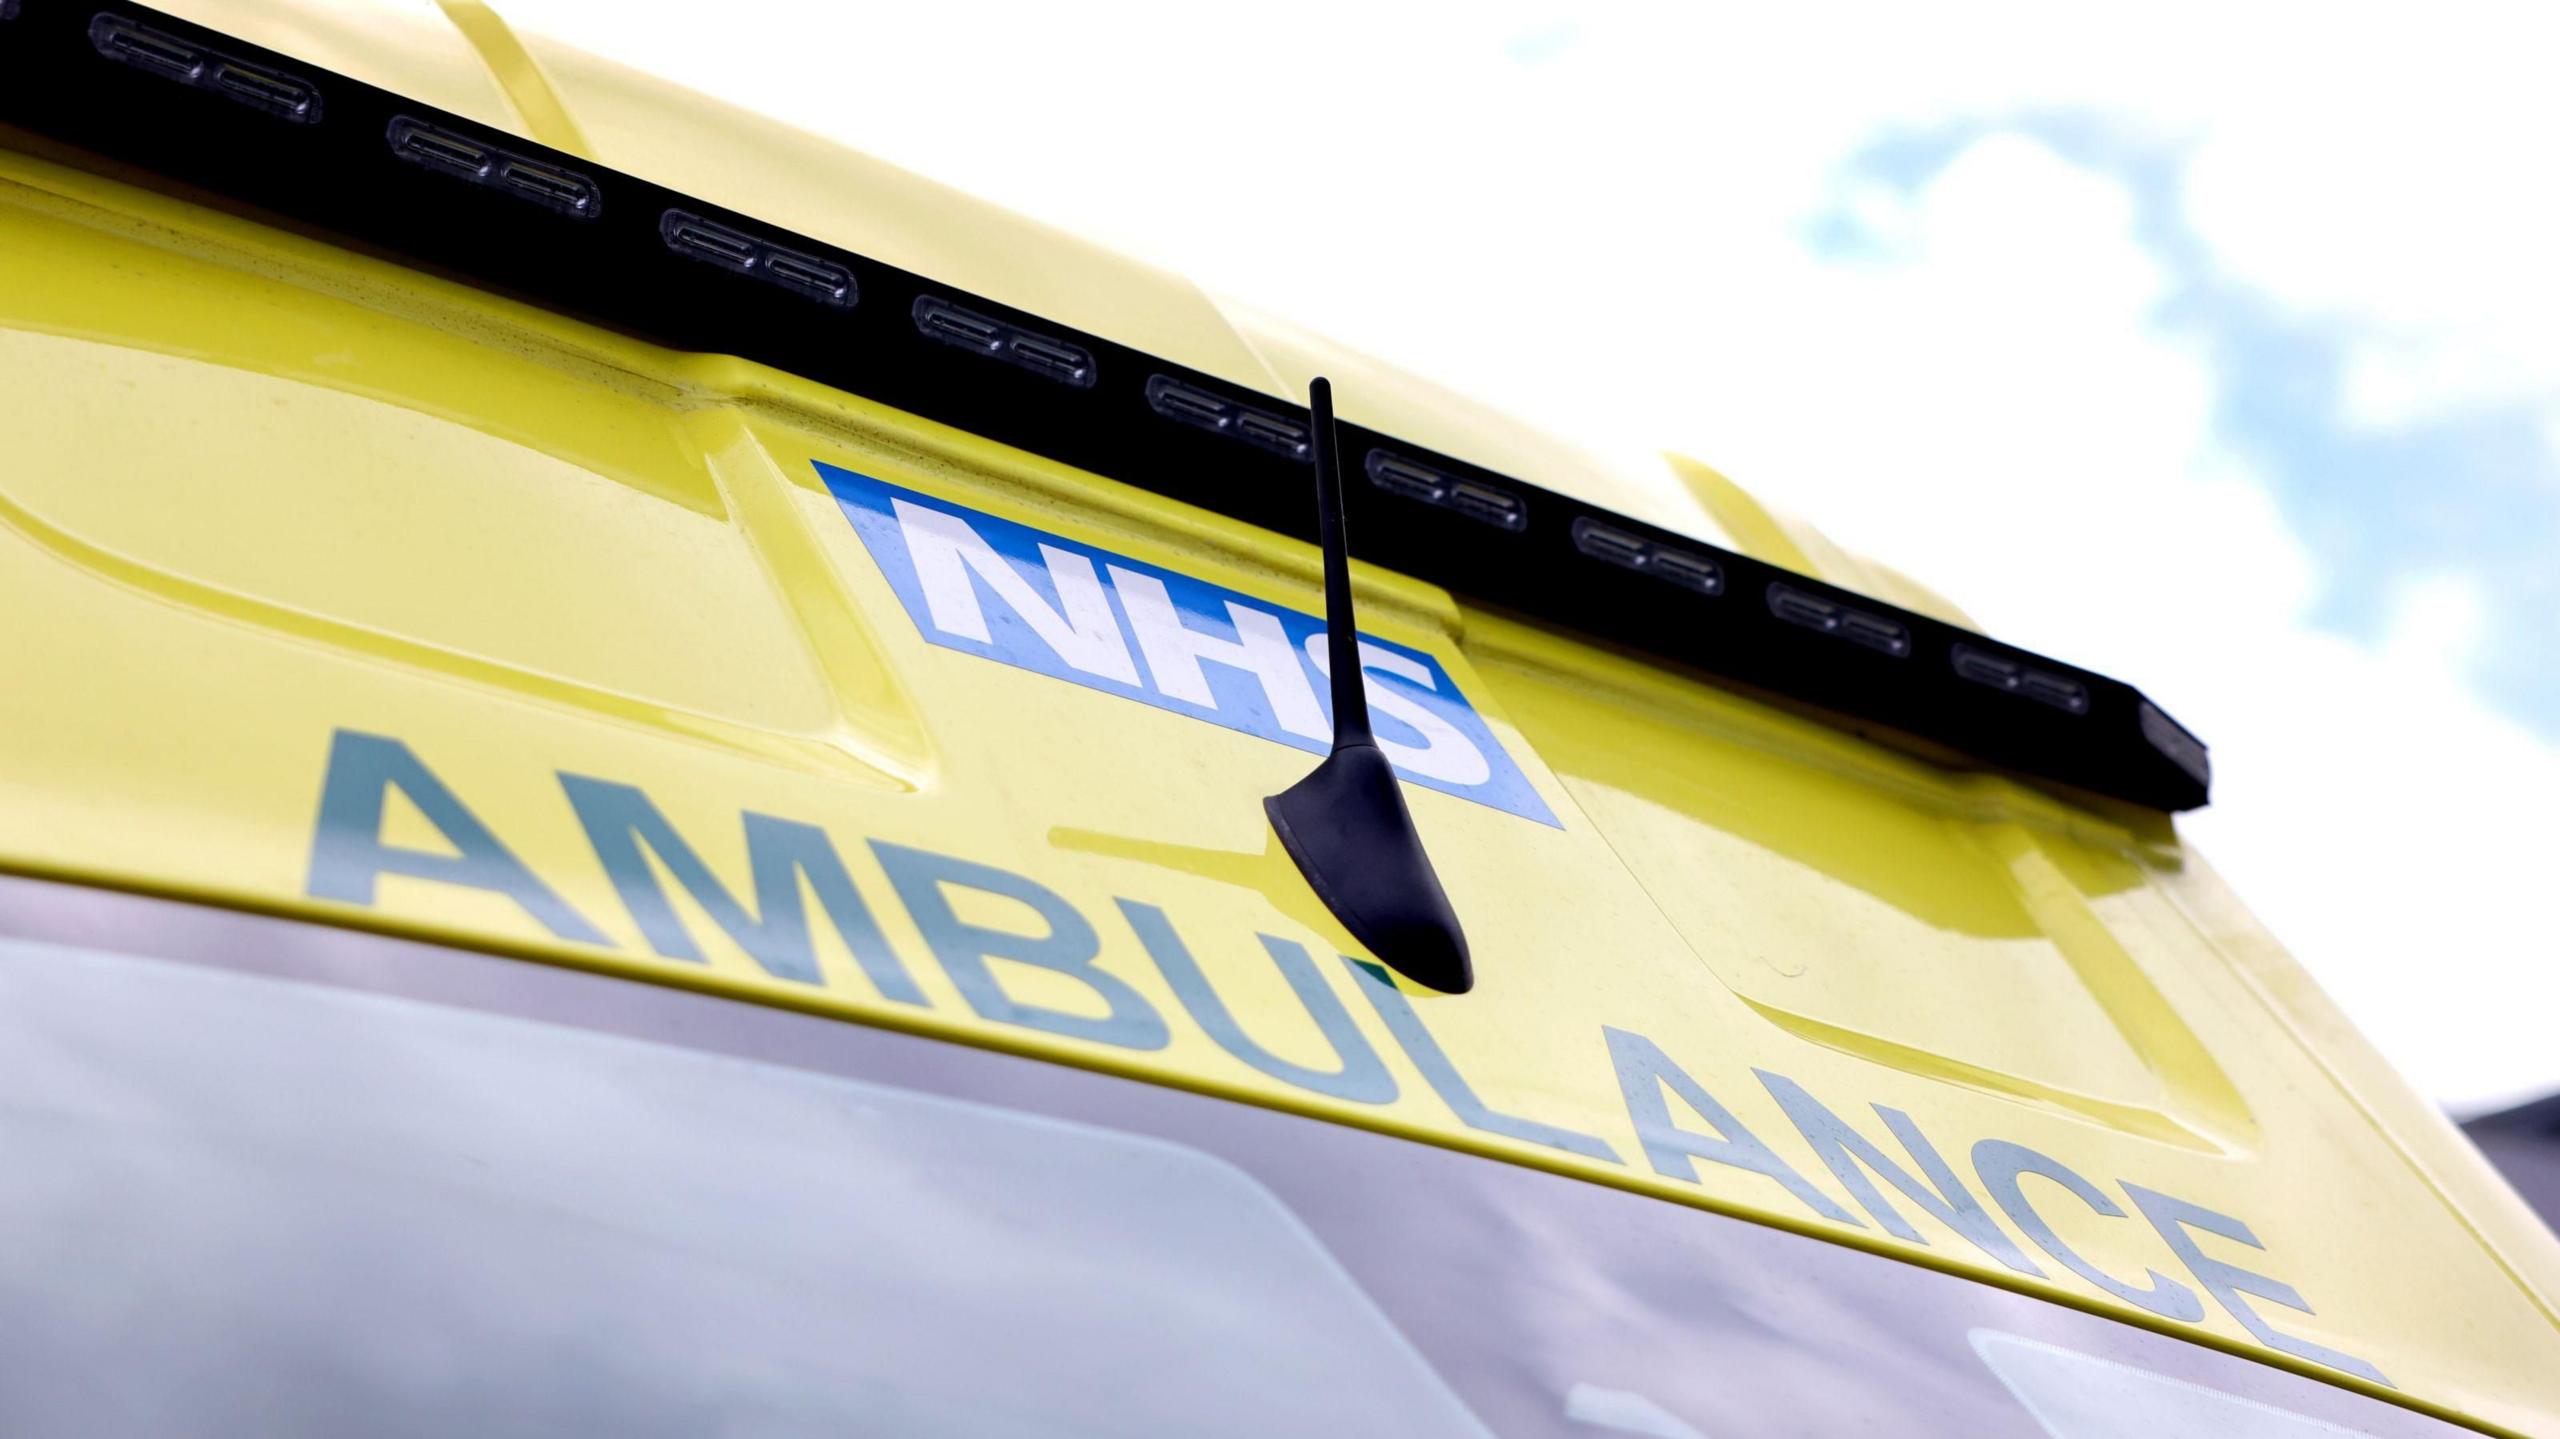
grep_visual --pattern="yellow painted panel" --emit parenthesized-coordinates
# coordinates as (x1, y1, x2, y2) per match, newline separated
(2, 40, 2557, 1439)
(1489, 651, 2248, 1150)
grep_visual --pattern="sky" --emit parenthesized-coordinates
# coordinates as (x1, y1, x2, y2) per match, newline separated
(494, 0, 2560, 1112)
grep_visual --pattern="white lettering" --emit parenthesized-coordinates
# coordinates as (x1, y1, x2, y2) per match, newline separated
(894, 499, 1139, 684)
(1111, 568, 1329, 740)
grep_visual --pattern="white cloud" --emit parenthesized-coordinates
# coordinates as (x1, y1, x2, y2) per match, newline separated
(2177, 6, 2560, 434)
(1668, 132, 2560, 1113)
(489, 0, 2560, 1107)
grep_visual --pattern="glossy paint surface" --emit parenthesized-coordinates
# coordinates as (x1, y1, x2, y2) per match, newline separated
(1, 7, 2555, 1433)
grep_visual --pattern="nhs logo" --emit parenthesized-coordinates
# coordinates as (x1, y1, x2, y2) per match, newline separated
(821, 462, 1559, 827)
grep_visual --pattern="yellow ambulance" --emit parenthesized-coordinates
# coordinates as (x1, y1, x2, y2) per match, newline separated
(2, 2, 2554, 1433)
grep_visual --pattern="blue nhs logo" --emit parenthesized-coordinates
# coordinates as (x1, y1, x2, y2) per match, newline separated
(820, 462, 1558, 827)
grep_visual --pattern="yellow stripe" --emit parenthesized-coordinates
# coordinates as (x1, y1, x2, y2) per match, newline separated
(436, 0, 591, 159)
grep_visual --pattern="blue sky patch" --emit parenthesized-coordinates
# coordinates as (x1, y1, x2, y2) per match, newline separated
(1811, 114, 2560, 741)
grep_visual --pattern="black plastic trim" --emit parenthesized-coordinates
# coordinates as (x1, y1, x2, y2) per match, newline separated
(87, 14, 320, 122)
(662, 209, 856, 309)
(1953, 642, 2091, 715)
(1573, 516, 1723, 596)
(915, 296, 1094, 387)
(2139, 701, 2211, 789)
(1768, 582, 1913, 659)
(385, 115, 600, 219)
(0, 1, 2210, 810)
(1145, 375, 1311, 462)
(1367, 449, 1527, 532)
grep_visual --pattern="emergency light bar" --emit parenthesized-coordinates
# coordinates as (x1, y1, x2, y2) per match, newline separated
(0, 1, 2212, 810)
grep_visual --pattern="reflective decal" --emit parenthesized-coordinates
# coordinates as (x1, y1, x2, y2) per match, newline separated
(300, 727, 2391, 1388)
(820, 463, 1559, 826)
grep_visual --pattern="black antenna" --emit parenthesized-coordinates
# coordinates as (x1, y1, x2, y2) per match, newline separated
(1265, 378, 1473, 994)
(1313, 379, 1373, 752)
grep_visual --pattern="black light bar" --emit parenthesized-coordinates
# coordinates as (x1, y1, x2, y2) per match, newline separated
(0, 2, 2212, 810)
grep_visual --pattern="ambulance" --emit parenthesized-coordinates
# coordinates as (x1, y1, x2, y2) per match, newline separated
(1, 2, 2554, 1434)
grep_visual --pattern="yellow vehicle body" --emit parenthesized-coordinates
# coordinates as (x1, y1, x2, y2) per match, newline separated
(1, 1, 2555, 1433)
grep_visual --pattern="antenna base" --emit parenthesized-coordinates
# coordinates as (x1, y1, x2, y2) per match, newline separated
(1265, 742, 1473, 995)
